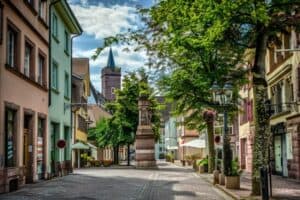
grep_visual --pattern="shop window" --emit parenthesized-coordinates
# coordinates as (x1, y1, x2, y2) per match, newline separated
(5, 108, 16, 167)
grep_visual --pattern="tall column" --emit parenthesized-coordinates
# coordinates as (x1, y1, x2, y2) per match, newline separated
(135, 98, 156, 168)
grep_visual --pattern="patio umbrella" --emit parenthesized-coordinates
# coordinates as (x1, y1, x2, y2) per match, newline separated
(72, 142, 90, 168)
(180, 139, 206, 148)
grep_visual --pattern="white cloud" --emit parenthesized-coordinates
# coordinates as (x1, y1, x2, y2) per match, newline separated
(70, 4, 140, 39)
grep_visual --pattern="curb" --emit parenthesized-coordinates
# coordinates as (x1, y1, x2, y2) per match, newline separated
(195, 173, 240, 200)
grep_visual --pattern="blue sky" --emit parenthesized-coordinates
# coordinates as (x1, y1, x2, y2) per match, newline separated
(68, 0, 155, 92)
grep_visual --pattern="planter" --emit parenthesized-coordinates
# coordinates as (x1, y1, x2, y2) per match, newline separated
(213, 170, 219, 185)
(199, 165, 205, 173)
(219, 173, 225, 185)
(181, 160, 186, 166)
(187, 160, 192, 166)
(171, 159, 175, 163)
(225, 176, 240, 189)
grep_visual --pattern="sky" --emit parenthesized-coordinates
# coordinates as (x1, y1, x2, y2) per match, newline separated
(68, 0, 155, 92)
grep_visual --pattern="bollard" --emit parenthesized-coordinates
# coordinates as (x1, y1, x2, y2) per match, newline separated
(260, 166, 269, 200)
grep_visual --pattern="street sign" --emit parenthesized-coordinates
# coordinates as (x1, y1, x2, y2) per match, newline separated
(57, 140, 66, 149)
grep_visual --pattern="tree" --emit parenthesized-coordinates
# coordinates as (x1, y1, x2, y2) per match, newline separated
(93, 0, 247, 174)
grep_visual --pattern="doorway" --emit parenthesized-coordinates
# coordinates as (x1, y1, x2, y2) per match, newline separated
(23, 114, 33, 183)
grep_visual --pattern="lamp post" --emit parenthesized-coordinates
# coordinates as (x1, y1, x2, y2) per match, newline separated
(210, 81, 233, 177)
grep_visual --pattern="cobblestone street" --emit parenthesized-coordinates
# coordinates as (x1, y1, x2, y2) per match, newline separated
(0, 162, 232, 200)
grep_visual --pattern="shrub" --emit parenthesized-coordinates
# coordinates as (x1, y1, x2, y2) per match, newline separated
(165, 153, 174, 162)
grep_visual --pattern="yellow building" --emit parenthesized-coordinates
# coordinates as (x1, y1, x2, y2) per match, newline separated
(71, 58, 90, 168)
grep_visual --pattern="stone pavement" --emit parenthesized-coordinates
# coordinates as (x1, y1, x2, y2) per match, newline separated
(197, 170, 300, 200)
(0, 161, 233, 200)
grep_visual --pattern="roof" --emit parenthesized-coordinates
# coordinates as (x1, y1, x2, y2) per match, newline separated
(107, 48, 116, 68)
(88, 105, 112, 128)
(53, 0, 82, 34)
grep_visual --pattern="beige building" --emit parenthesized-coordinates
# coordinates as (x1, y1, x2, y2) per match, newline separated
(265, 28, 300, 179)
(238, 63, 255, 173)
(0, 0, 49, 192)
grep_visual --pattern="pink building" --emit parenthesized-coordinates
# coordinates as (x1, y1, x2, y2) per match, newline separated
(0, 0, 49, 192)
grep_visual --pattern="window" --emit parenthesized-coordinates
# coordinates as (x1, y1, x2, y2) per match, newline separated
(64, 31, 69, 53)
(38, 54, 45, 86)
(7, 25, 18, 68)
(52, 62, 58, 90)
(0, 3, 3, 44)
(25, 0, 35, 7)
(64, 73, 69, 97)
(78, 115, 87, 133)
(38, 0, 46, 20)
(5, 108, 16, 167)
(52, 14, 58, 38)
(38, 118, 44, 137)
(24, 41, 34, 79)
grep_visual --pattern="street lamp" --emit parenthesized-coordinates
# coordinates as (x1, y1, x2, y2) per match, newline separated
(210, 81, 233, 177)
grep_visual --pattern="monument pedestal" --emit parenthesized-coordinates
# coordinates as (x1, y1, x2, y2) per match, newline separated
(135, 126, 156, 168)
(135, 99, 156, 168)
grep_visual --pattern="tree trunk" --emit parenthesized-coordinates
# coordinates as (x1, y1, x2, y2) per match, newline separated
(207, 120, 215, 173)
(251, 27, 270, 195)
(113, 145, 119, 165)
(127, 143, 130, 166)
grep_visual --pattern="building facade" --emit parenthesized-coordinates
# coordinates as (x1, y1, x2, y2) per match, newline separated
(265, 28, 300, 179)
(0, 0, 49, 192)
(238, 63, 255, 173)
(71, 58, 90, 168)
(48, 0, 82, 176)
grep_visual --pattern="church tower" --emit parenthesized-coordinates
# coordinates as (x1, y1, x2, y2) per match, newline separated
(101, 48, 121, 101)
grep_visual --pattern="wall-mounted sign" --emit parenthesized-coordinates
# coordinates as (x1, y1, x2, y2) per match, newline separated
(57, 140, 66, 149)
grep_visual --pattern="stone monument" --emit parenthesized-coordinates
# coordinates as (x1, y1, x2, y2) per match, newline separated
(135, 98, 156, 168)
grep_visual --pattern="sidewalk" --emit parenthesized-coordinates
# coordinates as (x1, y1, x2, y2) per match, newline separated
(173, 160, 300, 200)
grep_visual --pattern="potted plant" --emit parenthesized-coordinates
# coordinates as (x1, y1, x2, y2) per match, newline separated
(225, 158, 242, 189)
(219, 173, 225, 185)
(181, 160, 186, 166)
(197, 158, 208, 173)
(185, 155, 192, 165)
(165, 153, 174, 162)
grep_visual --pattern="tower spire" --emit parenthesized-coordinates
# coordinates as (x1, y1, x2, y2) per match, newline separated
(107, 47, 116, 68)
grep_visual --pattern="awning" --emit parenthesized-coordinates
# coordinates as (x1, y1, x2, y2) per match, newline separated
(87, 142, 97, 149)
(72, 142, 89, 150)
(166, 146, 178, 150)
(180, 139, 206, 148)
